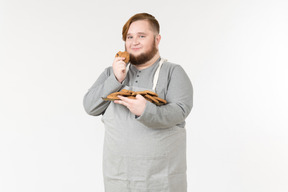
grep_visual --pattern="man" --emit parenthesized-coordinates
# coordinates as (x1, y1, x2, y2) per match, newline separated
(83, 13, 193, 192)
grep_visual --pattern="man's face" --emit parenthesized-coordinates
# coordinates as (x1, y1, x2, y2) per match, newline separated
(125, 20, 160, 65)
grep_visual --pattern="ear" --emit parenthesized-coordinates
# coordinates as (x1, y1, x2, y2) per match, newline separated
(155, 34, 161, 47)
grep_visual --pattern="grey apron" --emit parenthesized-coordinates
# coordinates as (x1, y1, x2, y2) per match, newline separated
(102, 59, 187, 192)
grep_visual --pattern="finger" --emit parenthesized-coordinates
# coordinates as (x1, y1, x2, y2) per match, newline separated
(135, 94, 144, 99)
(116, 57, 125, 60)
(136, 94, 146, 101)
(117, 62, 127, 69)
(115, 60, 125, 65)
(114, 99, 126, 106)
(118, 96, 136, 104)
(117, 95, 129, 101)
(117, 96, 130, 103)
(115, 57, 125, 62)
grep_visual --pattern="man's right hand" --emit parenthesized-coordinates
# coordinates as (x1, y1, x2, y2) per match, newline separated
(112, 57, 127, 83)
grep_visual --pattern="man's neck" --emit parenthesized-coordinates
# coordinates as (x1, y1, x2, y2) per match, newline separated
(133, 52, 160, 70)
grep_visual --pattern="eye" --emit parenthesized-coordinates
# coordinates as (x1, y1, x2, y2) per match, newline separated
(139, 35, 145, 38)
(127, 36, 133, 40)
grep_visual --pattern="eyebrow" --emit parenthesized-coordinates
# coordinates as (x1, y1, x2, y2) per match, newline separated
(127, 32, 147, 36)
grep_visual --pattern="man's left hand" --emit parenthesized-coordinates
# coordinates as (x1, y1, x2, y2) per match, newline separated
(114, 94, 147, 116)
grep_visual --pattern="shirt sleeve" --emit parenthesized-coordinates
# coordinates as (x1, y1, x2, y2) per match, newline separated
(83, 67, 124, 116)
(136, 65, 193, 129)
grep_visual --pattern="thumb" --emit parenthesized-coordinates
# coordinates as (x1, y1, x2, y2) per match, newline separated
(136, 94, 145, 100)
(136, 94, 142, 98)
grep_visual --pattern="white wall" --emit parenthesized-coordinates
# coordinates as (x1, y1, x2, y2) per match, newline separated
(1, 0, 287, 192)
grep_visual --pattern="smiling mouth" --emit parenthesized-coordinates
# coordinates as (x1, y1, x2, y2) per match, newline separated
(131, 47, 141, 51)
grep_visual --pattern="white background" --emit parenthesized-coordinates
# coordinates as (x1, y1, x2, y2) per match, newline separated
(1, 0, 287, 192)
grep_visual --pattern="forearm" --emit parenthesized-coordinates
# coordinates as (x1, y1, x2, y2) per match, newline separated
(83, 68, 123, 116)
(137, 95, 192, 129)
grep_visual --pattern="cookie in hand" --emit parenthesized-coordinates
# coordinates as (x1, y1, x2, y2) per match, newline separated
(115, 51, 130, 64)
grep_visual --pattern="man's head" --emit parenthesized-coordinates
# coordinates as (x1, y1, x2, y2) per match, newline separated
(122, 13, 161, 65)
(122, 13, 160, 41)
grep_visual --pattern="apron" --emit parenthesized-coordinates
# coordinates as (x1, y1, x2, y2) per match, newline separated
(101, 58, 187, 192)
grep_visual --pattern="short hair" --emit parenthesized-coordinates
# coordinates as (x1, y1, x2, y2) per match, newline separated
(122, 13, 160, 41)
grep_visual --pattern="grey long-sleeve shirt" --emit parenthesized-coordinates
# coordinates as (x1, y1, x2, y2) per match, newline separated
(83, 58, 193, 129)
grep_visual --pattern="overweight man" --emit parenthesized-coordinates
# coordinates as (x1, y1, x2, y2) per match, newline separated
(83, 13, 193, 192)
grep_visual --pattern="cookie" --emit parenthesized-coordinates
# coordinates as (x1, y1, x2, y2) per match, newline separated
(144, 94, 159, 104)
(132, 90, 158, 97)
(115, 51, 130, 64)
(154, 97, 167, 105)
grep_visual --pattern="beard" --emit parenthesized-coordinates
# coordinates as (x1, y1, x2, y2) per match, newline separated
(127, 40, 158, 65)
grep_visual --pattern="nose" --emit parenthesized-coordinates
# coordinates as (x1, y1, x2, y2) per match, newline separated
(132, 37, 139, 45)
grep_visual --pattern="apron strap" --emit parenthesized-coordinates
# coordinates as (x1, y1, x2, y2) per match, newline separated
(125, 63, 130, 74)
(152, 58, 167, 91)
